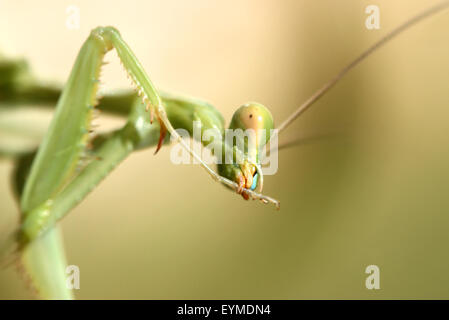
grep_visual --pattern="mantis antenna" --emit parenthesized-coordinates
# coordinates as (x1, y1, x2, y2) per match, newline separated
(275, 0, 449, 137)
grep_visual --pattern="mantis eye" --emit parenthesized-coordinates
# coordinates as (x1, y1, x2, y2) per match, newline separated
(229, 102, 274, 146)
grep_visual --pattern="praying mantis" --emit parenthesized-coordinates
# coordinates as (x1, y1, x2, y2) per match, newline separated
(1, 1, 449, 299)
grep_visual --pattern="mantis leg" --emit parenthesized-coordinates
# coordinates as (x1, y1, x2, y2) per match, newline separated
(20, 26, 278, 241)
(19, 98, 159, 243)
(6, 96, 161, 299)
(12, 26, 167, 299)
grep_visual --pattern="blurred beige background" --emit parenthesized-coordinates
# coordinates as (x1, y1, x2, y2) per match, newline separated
(2, 0, 449, 299)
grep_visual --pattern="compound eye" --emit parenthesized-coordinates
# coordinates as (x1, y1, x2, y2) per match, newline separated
(250, 172, 258, 190)
(230, 102, 274, 131)
(240, 108, 264, 131)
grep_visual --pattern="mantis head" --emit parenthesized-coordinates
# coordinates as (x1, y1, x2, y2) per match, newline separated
(217, 102, 274, 200)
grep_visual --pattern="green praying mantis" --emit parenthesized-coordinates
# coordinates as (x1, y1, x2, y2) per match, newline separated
(1, 1, 449, 299)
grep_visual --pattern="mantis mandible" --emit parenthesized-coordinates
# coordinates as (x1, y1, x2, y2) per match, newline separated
(1, 1, 448, 299)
